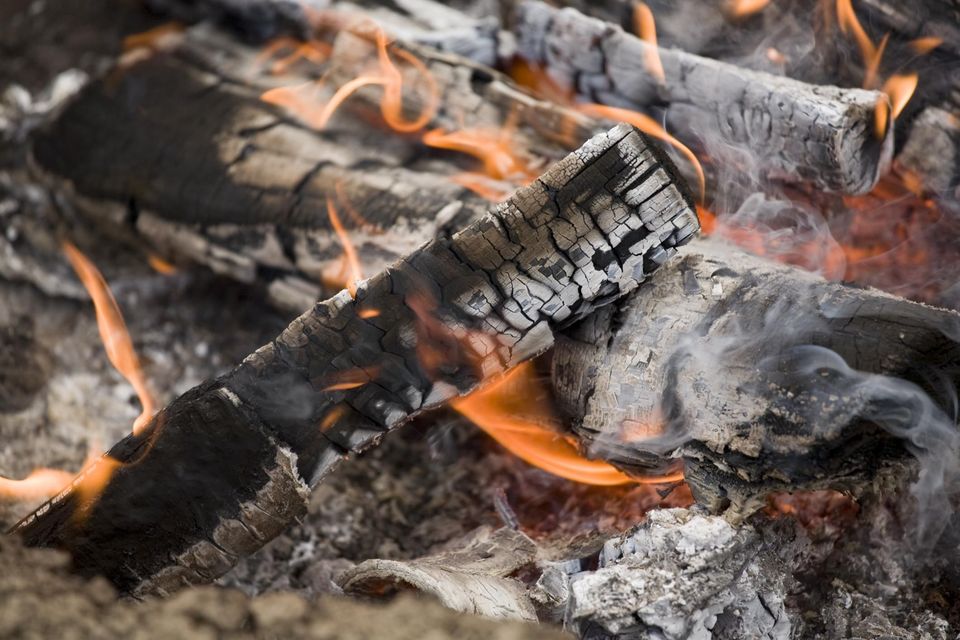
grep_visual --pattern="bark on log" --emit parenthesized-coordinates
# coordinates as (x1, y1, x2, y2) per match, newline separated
(552, 237, 960, 520)
(13, 124, 700, 595)
(514, 1, 894, 195)
(31, 22, 595, 311)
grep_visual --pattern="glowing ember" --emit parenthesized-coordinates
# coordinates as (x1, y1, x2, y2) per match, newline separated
(632, 2, 665, 84)
(322, 366, 381, 392)
(325, 197, 364, 297)
(63, 241, 155, 434)
(726, 0, 771, 19)
(577, 103, 706, 202)
(453, 363, 681, 486)
(147, 254, 177, 275)
(262, 27, 438, 132)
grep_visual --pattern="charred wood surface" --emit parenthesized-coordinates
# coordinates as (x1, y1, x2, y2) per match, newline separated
(14, 124, 699, 595)
(898, 107, 960, 198)
(552, 237, 960, 519)
(514, 1, 894, 195)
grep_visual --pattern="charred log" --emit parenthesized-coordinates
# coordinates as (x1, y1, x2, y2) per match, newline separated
(13, 124, 699, 595)
(552, 237, 960, 520)
(898, 107, 960, 198)
(858, 0, 960, 58)
(514, 1, 894, 195)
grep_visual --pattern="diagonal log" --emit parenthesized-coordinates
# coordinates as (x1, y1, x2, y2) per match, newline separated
(514, 1, 894, 195)
(13, 124, 699, 596)
(552, 236, 960, 520)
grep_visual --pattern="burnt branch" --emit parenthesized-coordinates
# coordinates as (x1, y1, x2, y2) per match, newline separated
(514, 1, 894, 195)
(13, 124, 699, 596)
(553, 237, 960, 519)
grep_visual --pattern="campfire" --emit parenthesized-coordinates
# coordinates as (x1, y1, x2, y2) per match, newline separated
(1, 0, 959, 637)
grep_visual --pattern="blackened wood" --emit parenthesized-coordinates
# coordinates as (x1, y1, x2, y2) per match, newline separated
(898, 107, 960, 197)
(552, 237, 960, 519)
(14, 124, 699, 595)
(514, 1, 894, 195)
(859, 0, 960, 58)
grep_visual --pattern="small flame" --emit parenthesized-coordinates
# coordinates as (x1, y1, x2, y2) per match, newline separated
(322, 366, 380, 392)
(319, 405, 348, 432)
(450, 173, 514, 202)
(358, 308, 381, 319)
(577, 103, 706, 202)
(766, 47, 788, 65)
(63, 242, 155, 434)
(326, 197, 363, 297)
(147, 254, 177, 275)
(726, 0, 771, 18)
(262, 27, 438, 132)
(0, 469, 73, 502)
(909, 36, 943, 55)
(254, 37, 331, 75)
(633, 2, 665, 84)
(121, 22, 184, 53)
(874, 72, 918, 139)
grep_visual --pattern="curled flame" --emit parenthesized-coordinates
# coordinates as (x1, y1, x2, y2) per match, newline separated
(255, 37, 331, 75)
(874, 73, 918, 139)
(63, 242, 155, 434)
(577, 103, 706, 202)
(453, 363, 682, 486)
(326, 197, 364, 297)
(262, 27, 438, 132)
(633, 2, 665, 84)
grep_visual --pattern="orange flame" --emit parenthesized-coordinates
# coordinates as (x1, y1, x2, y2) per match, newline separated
(0, 469, 74, 502)
(577, 103, 706, 202)
(633, 2, 665, 84)
(450, 173, 514, 202)
(147, 254, 177, 275)
(909, 36, 943, 55)
(874, 72, 918, 139)
(121, 22, 184, 53)
(453, 363, 682, 486)
(422, 114, 538, 186)
(63, 242, 155, 434)
(835, 0, 888, 89)
(325, 197, 364, 297)
(726, 0, 771, 19)
(322, 366, 381, 392)
(254, 37, 331, 75)
(262, 27, 438, 132)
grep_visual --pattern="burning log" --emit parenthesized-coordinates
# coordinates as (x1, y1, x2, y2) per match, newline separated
(552, 236, 960, 520)
(340, 527, 537, 620)
(514, 1, 895, 195)
(13, 123, 700, 595)
(858, 0, 960, 58)
(31, 22, 596, 310)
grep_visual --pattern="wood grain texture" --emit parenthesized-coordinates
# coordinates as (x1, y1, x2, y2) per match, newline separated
(15, 123, 699, 595)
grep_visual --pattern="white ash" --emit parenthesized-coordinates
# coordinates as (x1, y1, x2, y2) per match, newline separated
(562, 508, 793, 639)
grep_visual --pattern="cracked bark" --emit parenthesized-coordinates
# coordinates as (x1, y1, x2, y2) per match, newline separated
(13, 123, 700, 595)
(552, 237, 960, 520)
(514, 0, 894, 195)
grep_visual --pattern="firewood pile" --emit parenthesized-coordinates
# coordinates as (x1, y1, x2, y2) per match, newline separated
(1, 0, 959, 637)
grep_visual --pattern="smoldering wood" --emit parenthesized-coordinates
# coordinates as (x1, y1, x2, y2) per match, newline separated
(552, 237, 960, 520)
(858, 0, 960, 58)
(13, 124, 700, 596)
(339, 526, 537, 621)
(31, 22, 596, 311)
(514, 1, 894, 195)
